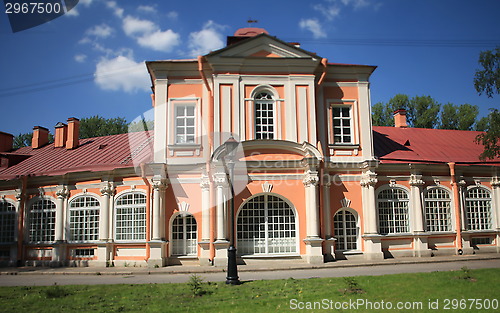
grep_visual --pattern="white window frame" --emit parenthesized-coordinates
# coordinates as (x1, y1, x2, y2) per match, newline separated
(423, 187, 452, 232)
(254, 92, 276, 140)
(377, 186, 410, 235)
(237, 193, 298, 256)
(328, 101, 357, 145)
(0, 200, 16, 243)
(170, 212, 198, 256)
(333, 209, 359, 251)
(114, 192, 147, 241)
(69, 195, 100, 242)
(174, 102, 197, 145)
(465, 186, 492, 230)
(28, 198, 56, 243)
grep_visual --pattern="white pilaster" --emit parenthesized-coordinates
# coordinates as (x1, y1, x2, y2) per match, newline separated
(153, 78, 168, 163)
(303, 170, 323, 264)
(213, 173, 227, 241)
(99, 183, 114, 241)
(360, 169, 384, 260)
(152, 180, 167, 241)
(53, 186, 69, 265)
(199, 175, 211, 266)
(409, 174, 431, 257)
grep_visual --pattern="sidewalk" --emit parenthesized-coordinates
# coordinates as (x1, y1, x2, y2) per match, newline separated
(1, 253, 499, 276)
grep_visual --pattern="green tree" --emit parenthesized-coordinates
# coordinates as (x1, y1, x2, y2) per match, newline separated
(371, 102, 393, 126)
(440, 103, 479, 130)
(79, 115, 129, 139)
(13, 133, 33, 149)
(409, 95, 441, 129)
(474, 47, 500, 160)
(128, 119, 154, 133)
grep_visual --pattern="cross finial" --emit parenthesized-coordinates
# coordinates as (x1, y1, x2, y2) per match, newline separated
(247, 19, 258, 26)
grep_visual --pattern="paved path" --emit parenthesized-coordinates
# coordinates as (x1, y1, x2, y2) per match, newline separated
(0, 257, 499, 286)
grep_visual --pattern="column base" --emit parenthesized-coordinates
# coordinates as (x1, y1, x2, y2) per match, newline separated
(303, 237, 324, 264)
(362, 235, 384, 260)
(198, 241, 212, 266)
(96, 241, 113, 266)
(51, 241, 67, 267)
(147, 241, 168, 268)
(413, 235, 432, 257)
(213, 240, 229, 267)
(323, 237, 336, 262)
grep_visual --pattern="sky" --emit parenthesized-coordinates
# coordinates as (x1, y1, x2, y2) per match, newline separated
(0, 0, 499, 136)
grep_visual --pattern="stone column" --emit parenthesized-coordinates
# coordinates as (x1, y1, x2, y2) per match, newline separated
(322, 180, 335, 261)
(409, 174, 430, 257)
(148, 179, 168, 268)
(303, 170, 324, 264)
(199, 175, 211, 265)
(96, 182, 114, 267)
(491, 177, 500, 253)
(52, 186, 69, 266)
(213, 172, 229, 267)
(360, 170, 384, 260)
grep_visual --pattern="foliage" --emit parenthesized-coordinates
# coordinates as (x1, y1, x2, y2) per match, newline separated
(475, 109, 500, 160)
(13, 132, 54, 149)
(188, 274, 208, 297)
(439, 103, 479, 130)
(474, 47, 500, 98)
(456, 266, 476, 281)
(342, 277, 364, 294)
(128, 119, 154, 133)
(79, 115, 129, 139)
(44, 283, 71, 299)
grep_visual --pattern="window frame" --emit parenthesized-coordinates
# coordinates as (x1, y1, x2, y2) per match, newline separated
(170, 212, 198, 256)
(0, 199, 16, 243)
(253, 91, 276, 140)
(173, 102, 197, 145)
(328, 101, 356, 145)
(114, 192, 147, 242)
(465, 186, 492, 231)
(376, 186, 410, 235)
(28, 197, 56, 243)
(423, 187, 452, 232)
(333, 209, 359, 251)
(68, 195, 100, 242)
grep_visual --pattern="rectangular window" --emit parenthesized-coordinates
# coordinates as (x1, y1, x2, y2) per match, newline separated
(255, 101, 274, 140)
(71, 248, 95, 258)
(332, 106, 352, 144)
(175, 104, 196, 144)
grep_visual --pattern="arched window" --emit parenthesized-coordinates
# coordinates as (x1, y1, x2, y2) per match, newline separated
(29, 198, 56, 242)
(465, 187, 492, 230)
(0, 200, 16, 243)
(115, 192, 147, 241)
(237, 194, 296, 255)
(424, 188, 452, 232)
(69, 196, 100, 242)
(171, 213, 197, 256)
(333, 210, 357, 251)
(377, 188, 410, 234)
(254, 92, 275, 140)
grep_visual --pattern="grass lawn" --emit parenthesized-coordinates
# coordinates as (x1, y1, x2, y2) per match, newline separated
(0, 267, 499, 312)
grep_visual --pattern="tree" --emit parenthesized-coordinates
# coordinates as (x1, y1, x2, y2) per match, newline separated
(439, 103, 479, 130)
(474, 47, 500, 160)
(371, 102, 393, 126)
(13, 133, 32, 149)
(79, 115, 129, 139)
(409, 95, 441, 129)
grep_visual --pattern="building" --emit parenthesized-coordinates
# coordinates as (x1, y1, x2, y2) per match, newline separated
(0, 28, 499, 267)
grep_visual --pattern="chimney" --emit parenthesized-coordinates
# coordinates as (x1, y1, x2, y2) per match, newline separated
(393, 109, 408, 128)
(0, 131, 13, 152)
(32, 126, 49, 149)
(54, 122, 68, 148)
(66, 117, 80, 150)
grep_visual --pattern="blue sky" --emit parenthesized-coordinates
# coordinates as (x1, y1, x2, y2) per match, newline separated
(1, 0, 499, 136)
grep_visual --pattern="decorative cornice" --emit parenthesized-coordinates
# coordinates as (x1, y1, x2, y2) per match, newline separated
(409, 174, 425, 187)
(303, 170, 319, 187)
(56, 186, 70, 199)
(100, 183, 115, 197)
(360, 170, 377, 187)
(213, 173, 228, 187)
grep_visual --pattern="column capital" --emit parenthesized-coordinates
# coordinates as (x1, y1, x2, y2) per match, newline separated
(303, 170, 319, 187)
(360, 170, 377, 187)
(100, 182, 115, 197)
(200, 175, 210, 190)
(409, 174, 425, 187)
(56, 186, 70, 199)
(213, 172, 228, 187)
(152, 180, 168, 191)
(491, 176, 500, 188)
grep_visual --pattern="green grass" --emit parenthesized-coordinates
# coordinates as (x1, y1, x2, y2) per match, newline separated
(0, 268, 499, 312)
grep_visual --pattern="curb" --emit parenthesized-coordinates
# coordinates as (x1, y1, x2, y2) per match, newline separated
(1, 254, 499, 276)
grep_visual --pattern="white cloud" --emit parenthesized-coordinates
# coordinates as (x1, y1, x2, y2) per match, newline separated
(188, 21, 225, 57)
(137, 29, 180, 52)
(122, 15, 157, 36)
(166, 11, 178, 20)
(74, 54, 87, 63)
(86, 24, 114, 38)
(66, 7, 79, 17)
(94, 55, 149, 93)
(106, 1, 124, 18)
(138, 5, 156, 14)
(80, 0, 94, 6)
(299, 18, 327, 39)
(313, 3, 341, 21)
(340, 0, 371, 9)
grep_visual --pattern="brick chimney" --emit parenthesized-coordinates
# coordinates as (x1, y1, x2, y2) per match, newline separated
(66, 117, 80, 150)
(393, 109, 408, 128)
(32, 126, 49, 149)
(54, 122, 68, 148)
(0, 131, 13, 152)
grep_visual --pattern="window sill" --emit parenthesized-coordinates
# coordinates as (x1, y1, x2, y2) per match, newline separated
(168, 144, 201, 157)
(328, 144, 360, 156)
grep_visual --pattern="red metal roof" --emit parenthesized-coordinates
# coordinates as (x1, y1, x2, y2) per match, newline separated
(373, 126, 500, 165)
(0, 131, 153, 180)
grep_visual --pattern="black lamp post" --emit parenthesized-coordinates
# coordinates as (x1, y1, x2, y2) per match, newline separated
(222, 136, 240, 285)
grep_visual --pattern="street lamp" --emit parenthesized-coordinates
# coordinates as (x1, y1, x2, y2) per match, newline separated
(221, 136, 240, 285)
